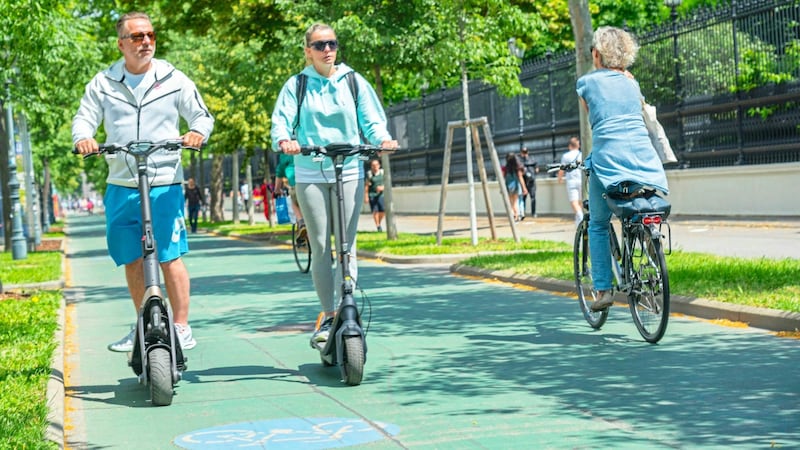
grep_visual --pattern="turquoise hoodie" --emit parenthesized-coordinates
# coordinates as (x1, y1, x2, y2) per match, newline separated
(270, 63, 392, 183)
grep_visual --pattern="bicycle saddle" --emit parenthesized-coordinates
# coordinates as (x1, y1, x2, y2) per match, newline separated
(604, 186, 671, 219)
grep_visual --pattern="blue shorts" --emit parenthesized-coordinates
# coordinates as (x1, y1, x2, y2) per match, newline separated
(104, 184, 188, 266)
(369, 194, 384, 213)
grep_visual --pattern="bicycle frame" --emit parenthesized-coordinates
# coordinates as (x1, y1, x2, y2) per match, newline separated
(609, 217, 671, 293)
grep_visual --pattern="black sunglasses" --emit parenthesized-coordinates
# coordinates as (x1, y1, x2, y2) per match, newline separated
(122, 31, 156, 43)
(309, 40, 338, 51)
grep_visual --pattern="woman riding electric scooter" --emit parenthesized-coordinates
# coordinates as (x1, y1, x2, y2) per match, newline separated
(270, 23, 397, 385)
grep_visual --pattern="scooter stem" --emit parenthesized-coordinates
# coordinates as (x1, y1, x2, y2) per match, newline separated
(137, 160, 161, 291)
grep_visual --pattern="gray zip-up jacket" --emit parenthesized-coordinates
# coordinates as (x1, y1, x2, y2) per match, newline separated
(72, 58, 214, 188)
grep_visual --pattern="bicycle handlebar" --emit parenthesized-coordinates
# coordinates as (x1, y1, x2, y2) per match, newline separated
(299, 143, 398, 159)
(73, 139, 200, 158)
(546, 160, 583, 175)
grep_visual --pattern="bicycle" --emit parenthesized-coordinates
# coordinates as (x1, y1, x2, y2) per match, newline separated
(548, 161, 672, 343)
(292, 219, 311, 273)
(299, 143, 396, 385)
(76, 139, 196, 405)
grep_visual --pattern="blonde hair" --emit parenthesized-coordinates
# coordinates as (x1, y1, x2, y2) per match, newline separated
(304, 23, 335, 47)
(116, 12, 151, 37)
(592, 26, 638, 70)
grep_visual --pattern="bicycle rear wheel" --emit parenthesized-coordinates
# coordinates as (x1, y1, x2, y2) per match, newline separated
(292, 222, 311, 273)
(574, 221, 608, 328)
(628, 227, 670, 343)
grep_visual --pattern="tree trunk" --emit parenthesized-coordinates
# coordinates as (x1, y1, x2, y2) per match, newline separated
(210, 153, 225, 222)
(0, 109, 12, 250)
(569, 0, 594, 159)
(245, 155, 254, 225)
(232, 150, 240, 224)
(372, 63, 398, 240)
(262, 149, 275, 227)
(42, 159, 51, 232)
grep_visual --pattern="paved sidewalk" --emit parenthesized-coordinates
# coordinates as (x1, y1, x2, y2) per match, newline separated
(55, 213, 799, 449)
(356, 213, 800, 260)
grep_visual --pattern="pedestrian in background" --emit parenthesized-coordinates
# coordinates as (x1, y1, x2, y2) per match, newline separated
(184, 177, 203, 233)
(365, 158, 385, 232)
(519, 147, 538, 219)
(504, 152, 527, 222)
(558, 136, 584, 226)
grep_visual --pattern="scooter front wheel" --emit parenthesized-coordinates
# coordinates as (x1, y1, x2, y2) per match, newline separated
(148, 347, 173, 406)
(342, 336, 364, 386)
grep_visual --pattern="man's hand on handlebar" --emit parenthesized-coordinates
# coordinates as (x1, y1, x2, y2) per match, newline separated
(181, 131, 206, 149)
(74, 138, 99, 156)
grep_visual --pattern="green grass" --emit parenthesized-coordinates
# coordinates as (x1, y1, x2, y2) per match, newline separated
(202, 220, 292, 236)
(198, 221, 800, 313)
(0, 252, 62, 284)
(0, 290, 60, 449)
(357, 232, 570, 255)
(461, 250, 800, 313)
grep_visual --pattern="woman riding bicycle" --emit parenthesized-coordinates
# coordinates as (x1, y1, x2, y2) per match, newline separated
(576, 26, 669, 312)
(270, 23, 397, 342)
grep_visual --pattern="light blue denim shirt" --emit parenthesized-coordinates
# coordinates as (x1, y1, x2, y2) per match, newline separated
(271, 63, 392, 183)
(577, 69, 668, 194)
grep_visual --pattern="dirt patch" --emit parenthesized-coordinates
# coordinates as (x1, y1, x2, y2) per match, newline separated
(36, 239, 63, 252)
(0, 291, 31, 301)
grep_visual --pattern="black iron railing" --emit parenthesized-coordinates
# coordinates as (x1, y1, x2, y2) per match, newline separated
(386, 0, 800, 185)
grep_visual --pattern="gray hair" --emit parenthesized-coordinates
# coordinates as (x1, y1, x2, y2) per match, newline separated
(304, 23, 335, 47)
(116, 12, 151, 37)
(592, 26, 638, 70)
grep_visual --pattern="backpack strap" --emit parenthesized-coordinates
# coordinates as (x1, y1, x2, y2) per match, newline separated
(292, 73, 308, 138)
(346, 71, 366, 143)
(292, 71, 362, 140)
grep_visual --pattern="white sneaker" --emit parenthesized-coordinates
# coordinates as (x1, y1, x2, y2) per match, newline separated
(175, 323, 197, 350)
(108, 327, 135, 352)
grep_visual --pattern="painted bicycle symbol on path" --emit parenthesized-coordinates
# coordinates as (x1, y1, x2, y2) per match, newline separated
(174, 417, 400, 449)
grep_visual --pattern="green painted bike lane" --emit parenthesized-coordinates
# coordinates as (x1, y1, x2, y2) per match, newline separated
(63, 214, 800, 449)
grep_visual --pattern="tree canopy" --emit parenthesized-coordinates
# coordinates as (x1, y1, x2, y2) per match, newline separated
(4, 0, 691, 202)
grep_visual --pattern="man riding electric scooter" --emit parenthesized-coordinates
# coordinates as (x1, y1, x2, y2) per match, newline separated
(72, 12, 213, 365)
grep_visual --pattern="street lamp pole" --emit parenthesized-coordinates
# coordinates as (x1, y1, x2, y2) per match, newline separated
(546, 50, 557, 162)
(5, 78, 26, 259)
(508, 38, 525, 151)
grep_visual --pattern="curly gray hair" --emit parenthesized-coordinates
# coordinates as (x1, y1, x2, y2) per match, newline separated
(592, 26, 639, 70)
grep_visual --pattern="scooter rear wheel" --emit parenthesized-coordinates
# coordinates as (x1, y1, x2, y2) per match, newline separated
(148, 348, 173, 406)
(342, 336, 364, 386)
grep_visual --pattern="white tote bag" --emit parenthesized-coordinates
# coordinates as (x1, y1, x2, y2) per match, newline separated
(641, 100, 678, 165)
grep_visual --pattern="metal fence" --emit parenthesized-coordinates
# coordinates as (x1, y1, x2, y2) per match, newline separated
(385, 0, 800, 186)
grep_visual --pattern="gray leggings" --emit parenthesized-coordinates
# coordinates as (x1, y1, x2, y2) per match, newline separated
(296, 179, 365, 313)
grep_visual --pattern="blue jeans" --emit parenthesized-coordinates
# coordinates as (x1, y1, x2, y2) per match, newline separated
(588, 170, 614, 291)
(187, 204, 200, 233)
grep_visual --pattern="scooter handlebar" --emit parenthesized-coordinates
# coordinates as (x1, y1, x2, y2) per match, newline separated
(299, 143, 399, 158)
(73, 139, 197, 158)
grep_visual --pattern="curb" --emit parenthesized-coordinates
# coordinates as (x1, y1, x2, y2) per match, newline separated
(449, 264, 800, 333)
(46, 294, 65, 449)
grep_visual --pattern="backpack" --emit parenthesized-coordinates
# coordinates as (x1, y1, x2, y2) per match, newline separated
(292, 72, 362, 140)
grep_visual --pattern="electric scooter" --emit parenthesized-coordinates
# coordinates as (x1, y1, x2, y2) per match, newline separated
(76, 139, 193, 406)
(299, 143, 394, 386)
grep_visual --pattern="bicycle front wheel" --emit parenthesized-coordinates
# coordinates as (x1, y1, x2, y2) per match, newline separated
(574, 221, 608, 329)
(628, 227, 670, 343)
(292, 223, 311, 273)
